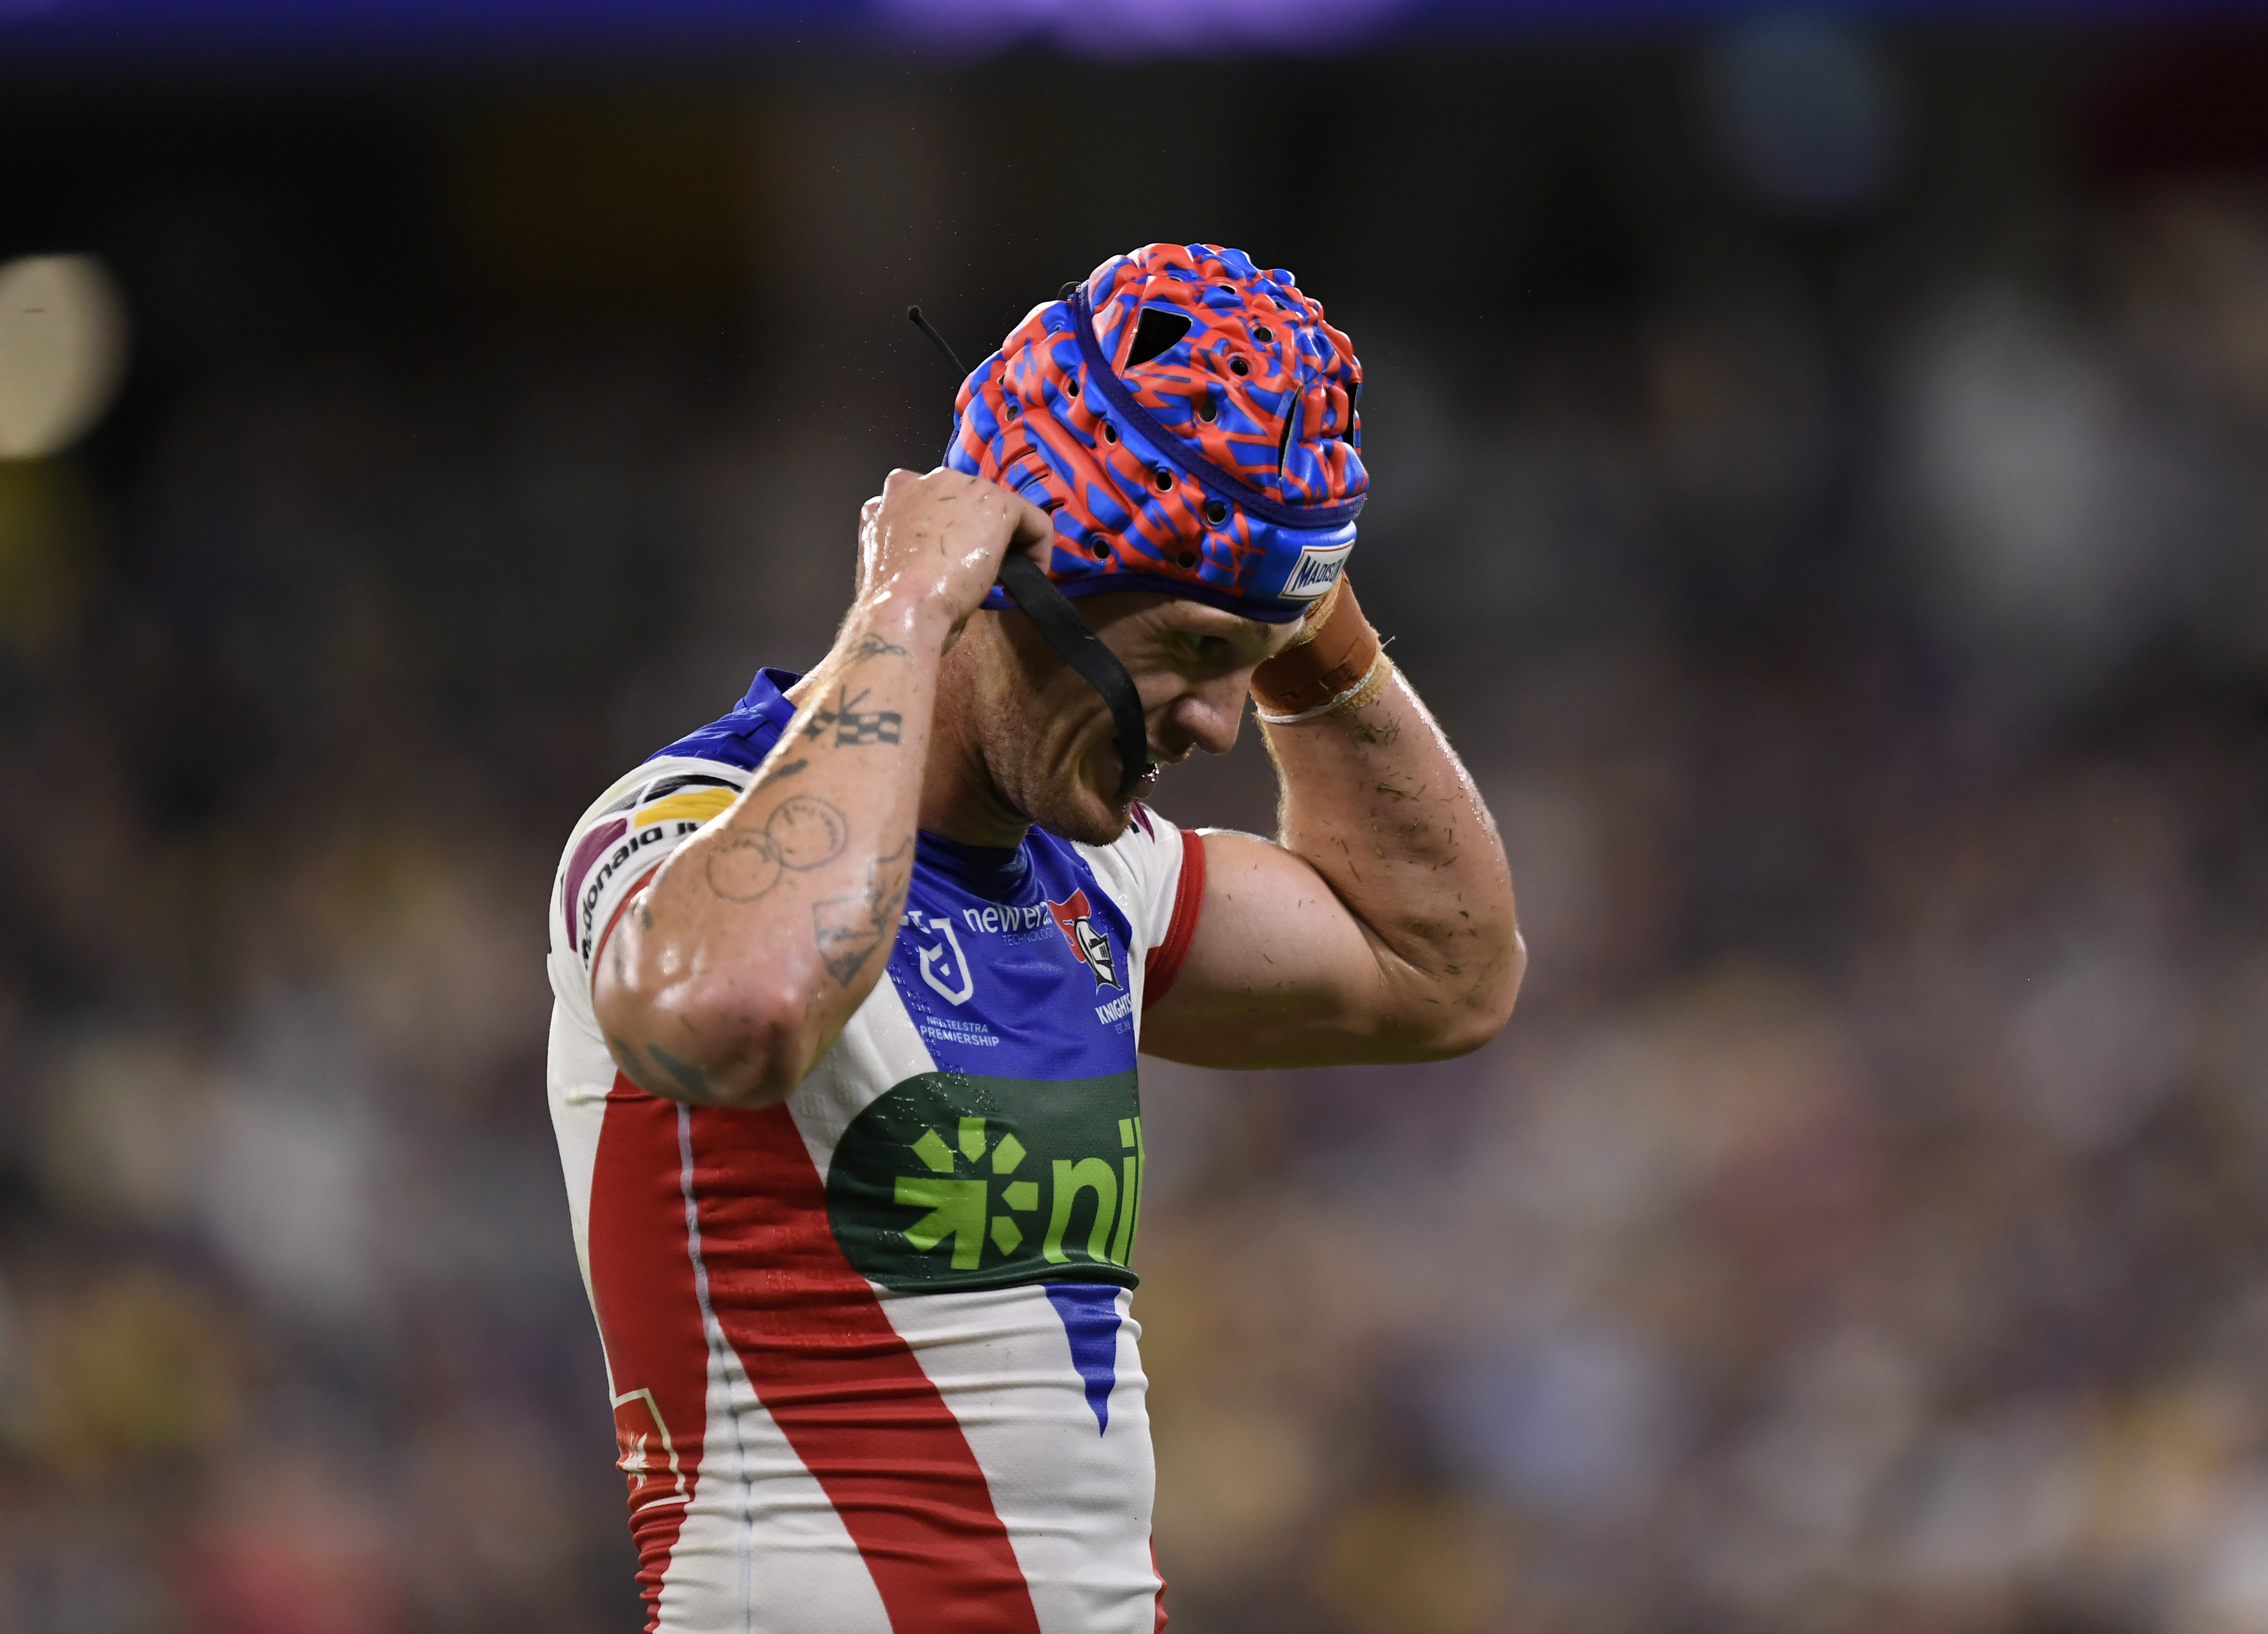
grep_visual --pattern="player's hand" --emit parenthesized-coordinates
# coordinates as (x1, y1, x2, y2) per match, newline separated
(852, 467, 1054, 653)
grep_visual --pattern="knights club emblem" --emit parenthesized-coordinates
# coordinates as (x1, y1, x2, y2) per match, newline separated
(1046, 890, 1119, 991)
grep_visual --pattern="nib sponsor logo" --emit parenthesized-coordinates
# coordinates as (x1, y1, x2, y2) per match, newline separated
(1047, 890, 1118, 991)
(823, 1072, 1147, 1294)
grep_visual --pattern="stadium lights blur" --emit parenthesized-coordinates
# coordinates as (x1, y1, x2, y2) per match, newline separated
(0, 256, 129, 463)
(1701, 13, 1909, 216)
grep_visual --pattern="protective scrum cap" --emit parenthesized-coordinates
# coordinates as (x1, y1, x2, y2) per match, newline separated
(946, 242, 1365, 624)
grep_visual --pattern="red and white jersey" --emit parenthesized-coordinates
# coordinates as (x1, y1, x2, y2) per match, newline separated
(544, 669, 1204, 1634)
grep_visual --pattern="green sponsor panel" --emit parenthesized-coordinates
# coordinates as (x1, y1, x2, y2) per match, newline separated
(826, 1071, 1145, 1292)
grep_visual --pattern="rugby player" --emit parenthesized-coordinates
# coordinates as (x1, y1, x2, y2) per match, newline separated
(544, 242, 1523, 1633)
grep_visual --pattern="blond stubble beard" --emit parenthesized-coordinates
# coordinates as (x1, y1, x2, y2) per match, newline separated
(938, 615, 1133, 849)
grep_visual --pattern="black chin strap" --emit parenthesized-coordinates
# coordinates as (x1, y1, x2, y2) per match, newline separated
(996, 552, 1152, 802)
(910, 302, 1150, 803)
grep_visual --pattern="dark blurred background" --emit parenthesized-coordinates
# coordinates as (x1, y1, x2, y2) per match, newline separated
(9, 6, 2268, 1632)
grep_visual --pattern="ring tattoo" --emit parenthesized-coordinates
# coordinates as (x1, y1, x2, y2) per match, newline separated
(705, 794, 851, 903)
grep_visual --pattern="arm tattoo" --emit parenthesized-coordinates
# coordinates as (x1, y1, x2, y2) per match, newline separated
(800, 683, 902, 748)
(606, 1033, 647, 1088)
(609, 1033, 718, 1104)
(706, 836, 781, 903)
(705, 794, 850, 903)
(767, 794, 850, 867)
(843, 633, 909, 664)
(646, 1043, 718, 1104)
(812, 836, 914, 986)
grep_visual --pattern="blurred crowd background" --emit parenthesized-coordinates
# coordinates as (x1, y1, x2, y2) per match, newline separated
(9, 9, 2268, 1633)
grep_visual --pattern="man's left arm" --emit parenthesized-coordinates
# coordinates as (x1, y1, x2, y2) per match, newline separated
(1141, 597, 1524, 1068)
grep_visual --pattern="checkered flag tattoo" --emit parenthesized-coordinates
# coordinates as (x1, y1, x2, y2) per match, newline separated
(836, 711, 901, 746)
(802, 685, 901, 748)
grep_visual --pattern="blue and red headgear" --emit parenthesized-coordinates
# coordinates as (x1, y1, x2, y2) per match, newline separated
(946, 242, 1365, 624)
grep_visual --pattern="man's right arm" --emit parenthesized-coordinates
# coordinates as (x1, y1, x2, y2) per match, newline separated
(591, 468, 1049, 1108)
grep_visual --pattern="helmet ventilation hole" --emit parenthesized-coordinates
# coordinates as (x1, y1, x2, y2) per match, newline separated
(1204, 499, 1228, 526)
(1126, 307, 1193, 368)
(1253, 326, 1273, 343)
(1218, 283, 1238, 296)
(1101, 422, 1118, 443)
(1005, 401, 1019, 419)
(1153, 467, 1175, 492)
(1091, 541, 1110, 559)
(1065, 376, 1081, 397)
(1196, 401, 1218, 423)
(1176, 551, 1198, 568)
(1229, 357, 1250, 377)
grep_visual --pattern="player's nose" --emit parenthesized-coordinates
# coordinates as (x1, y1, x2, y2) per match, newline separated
(1162, 673, 1250, 758)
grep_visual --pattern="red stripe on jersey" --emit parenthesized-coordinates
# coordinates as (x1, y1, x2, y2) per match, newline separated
(1151, 1538, 1170, 1631)
(1143, 828, 1207, 1008)
(688, 1102, 1044, 1634)
(587, 1078, 710, 1634)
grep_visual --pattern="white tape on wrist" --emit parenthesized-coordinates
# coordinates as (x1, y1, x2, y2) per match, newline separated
(1254, 653, 1392, 725)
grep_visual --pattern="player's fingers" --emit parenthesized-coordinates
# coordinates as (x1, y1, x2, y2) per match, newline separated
(854, 495, 884, 595)
(931, 467, 1051, 562)
(1005, 491, 1056, 558)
